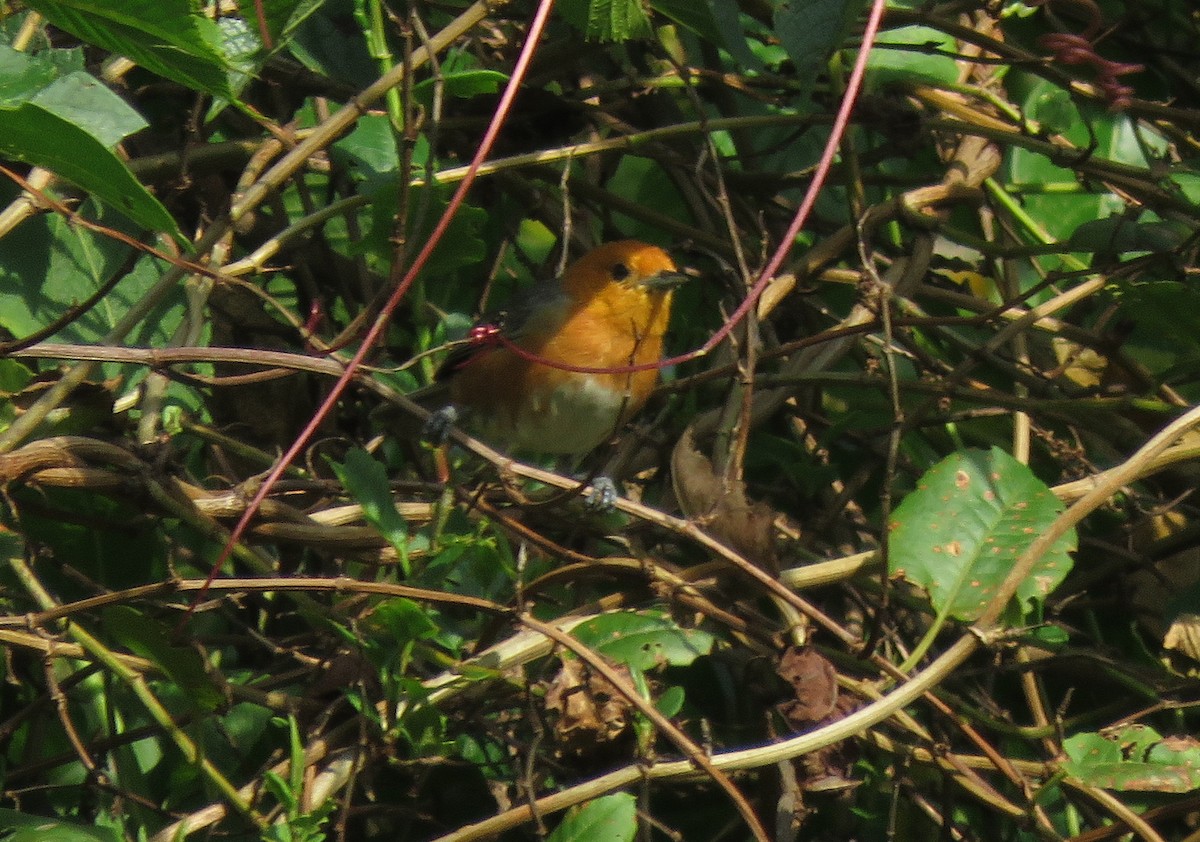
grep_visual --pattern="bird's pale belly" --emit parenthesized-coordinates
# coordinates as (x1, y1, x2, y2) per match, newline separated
(474, 375, 632, 455)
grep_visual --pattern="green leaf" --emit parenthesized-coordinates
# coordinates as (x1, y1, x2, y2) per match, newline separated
(695, 0, 765, 70)
(571, 611, 715, 671)
(1170, 172, 1200, 205)
(655, 684, 685, 717)
(360, 185, 488, 279)
(392, 676, 449, 756)
(213, 14, 261, 99)
(607, 156, 689, 239)
(1063, 725, 1200, 792)
(411, 69, 508, 105)
(32, 70, 148, 146)
(1067, 217, 1186, 254)
(15, 489, 167, 587)
(287, 4, 378, 87)
(370, 597, 440, 644)
(331, 112, 400, 184)
(0, 43, 167, 233)
(1003, 76, 1159, 247)
(0, 808, 122, 841)
(25, 0, 234, 98)
(263, 770, 300, 815)
(863, 24, 961, 89)
(327, 448, 410, 571)
(285, 713, 305, 794)
(888, 447, 1076, 622)
(0, 102, 179, 235)
(548, 793, 637, 842)
(250, 0, 329, 55)
(1097, 282, 1200, 384)
(557, 0, 653, 42)
(1028, 83, 1077, 135)
(0, 42, 81, 103)
(102, 606, 225, 712)
(202, 0, 330, 117)
(776, 0, 868, 88)
(650, 0, 725, 47)
(0, 359, 34, 394)
(0, 216, 183, 349)
(0, 367, 35, 437)
(456, 733, 512, 782)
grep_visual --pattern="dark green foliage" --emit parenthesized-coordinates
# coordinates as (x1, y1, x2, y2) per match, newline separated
(2, 0, 1200, 839)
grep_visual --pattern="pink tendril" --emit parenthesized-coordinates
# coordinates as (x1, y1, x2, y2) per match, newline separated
(1026, 1, 1143, 111)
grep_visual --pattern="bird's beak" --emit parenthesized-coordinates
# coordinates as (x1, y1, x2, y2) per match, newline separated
(642, 270, 689, 291)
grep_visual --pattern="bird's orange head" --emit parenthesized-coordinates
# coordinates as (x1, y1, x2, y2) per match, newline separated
(559, 240, 686, 305)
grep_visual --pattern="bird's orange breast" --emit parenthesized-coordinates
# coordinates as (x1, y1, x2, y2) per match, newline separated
(449, 276, 673, 455)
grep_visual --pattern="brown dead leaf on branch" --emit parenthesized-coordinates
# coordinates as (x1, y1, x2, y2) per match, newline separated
(671, 426, 779, 575)
(775, 646, 858, 792)
(774, 646, 839, 729)
(544, 656, 633, 758)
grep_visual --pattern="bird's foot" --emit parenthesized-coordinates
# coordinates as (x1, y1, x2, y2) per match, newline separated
(584, 476, 619, 512)
(423, 405, 460, 445)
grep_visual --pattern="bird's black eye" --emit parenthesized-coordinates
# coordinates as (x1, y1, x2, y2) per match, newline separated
(610, 262, 631, 281)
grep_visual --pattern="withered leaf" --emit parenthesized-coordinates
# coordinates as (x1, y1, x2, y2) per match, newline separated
(544, 657, 632, 756)
(671, 426, 778, 573)
(775, 646, 838, 729)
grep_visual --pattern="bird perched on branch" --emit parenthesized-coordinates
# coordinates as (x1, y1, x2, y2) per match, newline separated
(423, 239, 686, 506)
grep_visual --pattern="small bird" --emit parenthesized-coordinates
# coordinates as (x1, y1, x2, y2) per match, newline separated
(424, 240, 686, 504)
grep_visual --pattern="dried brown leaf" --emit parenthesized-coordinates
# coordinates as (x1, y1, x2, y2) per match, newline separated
(544, 657, 632, 756)
(774, 646, 838, 729)
(671, 426, 778, 573)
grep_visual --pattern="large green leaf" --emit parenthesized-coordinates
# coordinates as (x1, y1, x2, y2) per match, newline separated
(775, 0, 869, 89)
(0, 43, 173, 234)
(0, 42, 82, 102)
(1064, 725, 1200, 792)
(0, 208, 183, 348)
(101, 606, 225, 713)
(1003, 75, 1167, 250)
(557, 0, 653, 41)
(888, 447, 1076, 622)
(571, 611, 714, 671)
(0, 102, 178, 235)
(547, 793, 637, 842)
(0, 44, 146, 147)
(29, 70, 148, 147)
(24, 0, 234, 97)
(864, 24, 961, 89)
